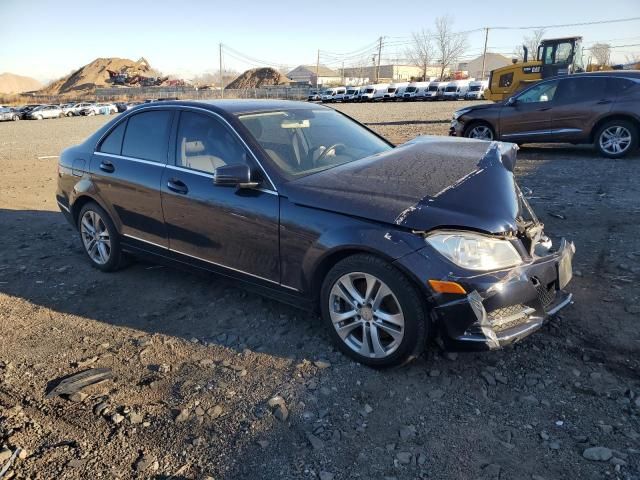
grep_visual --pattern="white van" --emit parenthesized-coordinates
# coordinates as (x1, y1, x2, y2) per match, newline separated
(384, 82, 409, 101)
(343, 86, 361, 102)
(321, 88, 338, 102)
(372, 83, 391, 101)
(424, 81, 448, 101)
(443, 80, 470, 100)
(465, 80, 488, 100)
(333, 87, 347, 102)
(402, 81, 430, 101)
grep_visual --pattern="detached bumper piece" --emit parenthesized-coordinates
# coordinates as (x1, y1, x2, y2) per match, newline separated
(435, 239, 575, 351)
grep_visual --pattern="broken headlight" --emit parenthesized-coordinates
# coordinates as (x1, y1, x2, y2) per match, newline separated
(425, 231, 522, 271)
(452, 108, 472, 120)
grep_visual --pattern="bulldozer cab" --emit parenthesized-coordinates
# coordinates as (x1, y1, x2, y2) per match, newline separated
(537, 37, 584, 78)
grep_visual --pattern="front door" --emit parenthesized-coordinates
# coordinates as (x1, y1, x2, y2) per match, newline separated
(160, 110, 280, 284)
(90, 109, 173, 247)
(499, 80, 560, 141)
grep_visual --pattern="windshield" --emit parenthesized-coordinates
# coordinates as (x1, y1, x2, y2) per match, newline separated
(406, 87, 417, 92)
(238, 109, 392, 181)
(387, 88, 396, 93)
(346, 89, 356, 94)
(428, 85, 438, 91)
(445, 86, 457, 92)
(365, 88, 374, 93)
(469, 85, 481, 91)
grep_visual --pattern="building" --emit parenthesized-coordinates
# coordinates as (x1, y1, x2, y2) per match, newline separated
(287, 65, 342, 86)
(340, 64, 445, 85)
(458, 53, 512, 80)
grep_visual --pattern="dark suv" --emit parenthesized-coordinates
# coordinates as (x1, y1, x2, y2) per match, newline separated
(450, 71, 640, 158)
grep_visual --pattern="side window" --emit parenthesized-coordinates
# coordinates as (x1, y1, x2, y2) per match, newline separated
(518, 81, 559, 103)
(499, 72, 513, 88)
(121, 110, 172, 163)
(99, 120, 127, 155)
(608, 78, 635, 95)
(176, 111, 247, 174)
(555, 42, 573, 64)
(556, 77, 607, 103)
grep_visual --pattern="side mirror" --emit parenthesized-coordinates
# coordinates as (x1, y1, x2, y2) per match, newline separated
(506, 96, 517, 106)
(213, 164, 259, 189)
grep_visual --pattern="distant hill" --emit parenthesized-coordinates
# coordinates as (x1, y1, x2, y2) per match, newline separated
(0, 73, 42, 94)
(39, 57, 160, 95)
(226, 68, 290, 89)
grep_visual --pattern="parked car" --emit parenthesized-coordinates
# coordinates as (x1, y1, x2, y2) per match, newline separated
(321, 88, 339, 103)
(15, 104, 41, 119)
(63, 103, 94, 116)
(79, 103, 117, 116)
(371, 83, 390, 101)
(384, 82, 409, 101)
(465, 80, 489, 100)
(57, 100, 574, 367)
(333, 87, 347, 102)
(307, 90, 321, 102)
(0, 107, 20, 121)
(450, 71, 640, 158)
(26, 104, 64, 120)
(403, 81, 430, 101)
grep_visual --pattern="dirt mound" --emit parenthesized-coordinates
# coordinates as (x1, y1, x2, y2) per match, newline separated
(0, 73, 42, 94)
(225, 67, 290, 89)
(39, 57, 160, 95)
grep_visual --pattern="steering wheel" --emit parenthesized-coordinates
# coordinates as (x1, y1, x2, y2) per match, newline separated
(315, 143, 346, 164)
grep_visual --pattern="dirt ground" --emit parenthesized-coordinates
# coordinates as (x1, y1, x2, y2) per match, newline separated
(0, 101, 639, 480)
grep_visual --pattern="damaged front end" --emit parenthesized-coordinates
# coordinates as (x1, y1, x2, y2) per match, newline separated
(394, 141, 575, 350)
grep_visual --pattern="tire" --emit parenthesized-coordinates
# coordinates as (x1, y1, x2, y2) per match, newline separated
(36, 115, 43, 120)
(59, 113, 64, 118)
(464, 121, 495, 141)
(77, 202, 125, 272)
(12, 115, 19, 121)
(594, 119, 638, 158)
(320, 254, 428, 368)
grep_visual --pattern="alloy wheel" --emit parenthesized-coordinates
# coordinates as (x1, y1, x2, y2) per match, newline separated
(599, 126, 631, 155)
(467, 124, 493, 140)
(329, 272, 405, 359)
(80, 210, 111, 265)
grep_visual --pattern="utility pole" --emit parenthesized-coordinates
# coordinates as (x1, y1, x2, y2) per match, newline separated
(315, 49, 320, 90)
(480, 28, 489, 80)
(341, 61, 345, 84)
(219, 43, 224, 99)
(375, 36, 383, 83)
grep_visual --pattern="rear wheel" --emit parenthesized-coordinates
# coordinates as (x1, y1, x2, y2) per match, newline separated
(320, 254, 428, 367)
(595, 119, 637, 158)
(12, 115, 19, 121)
(464, 121, 495, 141)
(77, 202, 125, 272)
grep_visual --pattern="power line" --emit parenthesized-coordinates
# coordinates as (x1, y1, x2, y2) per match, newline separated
(490, 16, 640, 30)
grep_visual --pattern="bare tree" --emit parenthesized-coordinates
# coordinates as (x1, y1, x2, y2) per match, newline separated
(405, 29, 435, 81)
(514, 29, 546, 61)
(434, 16, 468, 80)
(625, 53, 640, 65)
(589, 43, 611, 65)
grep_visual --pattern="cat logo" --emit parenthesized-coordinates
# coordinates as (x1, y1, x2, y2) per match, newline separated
(522, 66, 542, 74)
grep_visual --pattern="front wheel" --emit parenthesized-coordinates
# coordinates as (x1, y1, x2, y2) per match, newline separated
(464, 122, 495, 141)
(12, 115, 19, 121)
(320, 254, 428, 367)
(595, 120, 637, 158)
(77, 202, 125, 272)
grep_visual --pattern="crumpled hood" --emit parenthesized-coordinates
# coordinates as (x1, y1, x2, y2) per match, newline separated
(280, 136, 521, 234)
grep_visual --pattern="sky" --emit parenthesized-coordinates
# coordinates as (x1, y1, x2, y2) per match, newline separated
(1, 0, 639, 83)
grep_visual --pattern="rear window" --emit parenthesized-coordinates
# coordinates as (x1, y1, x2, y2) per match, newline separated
(121, 110, 172, 163)
(99, 121, 127, 155)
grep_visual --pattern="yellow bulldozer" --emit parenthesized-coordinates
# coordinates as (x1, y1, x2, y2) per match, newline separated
(484, 36, 594, 102)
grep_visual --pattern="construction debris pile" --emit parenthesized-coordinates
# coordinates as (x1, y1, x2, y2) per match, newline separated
(225, 67, 290, 89)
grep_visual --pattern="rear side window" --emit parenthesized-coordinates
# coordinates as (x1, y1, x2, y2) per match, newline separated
(608, 77, 636, 95)
(556, 77, 607, 103)
(99, 121, 127, 155)
(121, 110, 172, 163)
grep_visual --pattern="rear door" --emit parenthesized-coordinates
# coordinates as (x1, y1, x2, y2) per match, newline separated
(550, 76, 612, 142)
(499, 80, 559, 141)
(91, 109, 173, 247)
(160, 109, 280, 283)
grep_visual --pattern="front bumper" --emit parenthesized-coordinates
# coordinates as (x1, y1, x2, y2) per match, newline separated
(449, 119, 464, 136)
(395, 238, 575, 351)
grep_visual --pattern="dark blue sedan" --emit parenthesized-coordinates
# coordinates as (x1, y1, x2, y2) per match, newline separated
(56, 100, 574, 367)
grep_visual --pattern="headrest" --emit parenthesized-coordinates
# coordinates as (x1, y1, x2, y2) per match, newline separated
(184, 140, 205, 154)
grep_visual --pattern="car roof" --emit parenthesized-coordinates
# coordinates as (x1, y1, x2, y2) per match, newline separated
(139, 99, 332, 116)
(548, 70, 640, 80)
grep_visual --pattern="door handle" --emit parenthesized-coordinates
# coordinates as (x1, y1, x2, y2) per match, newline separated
(99, 160, 115, 173)
(537, 107, 551, 112)
(596, 99, 612, 105)
(167, 178, 188, 195)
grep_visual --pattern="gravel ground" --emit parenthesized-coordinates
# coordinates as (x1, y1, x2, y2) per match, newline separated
(0, 102, 639, 480)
